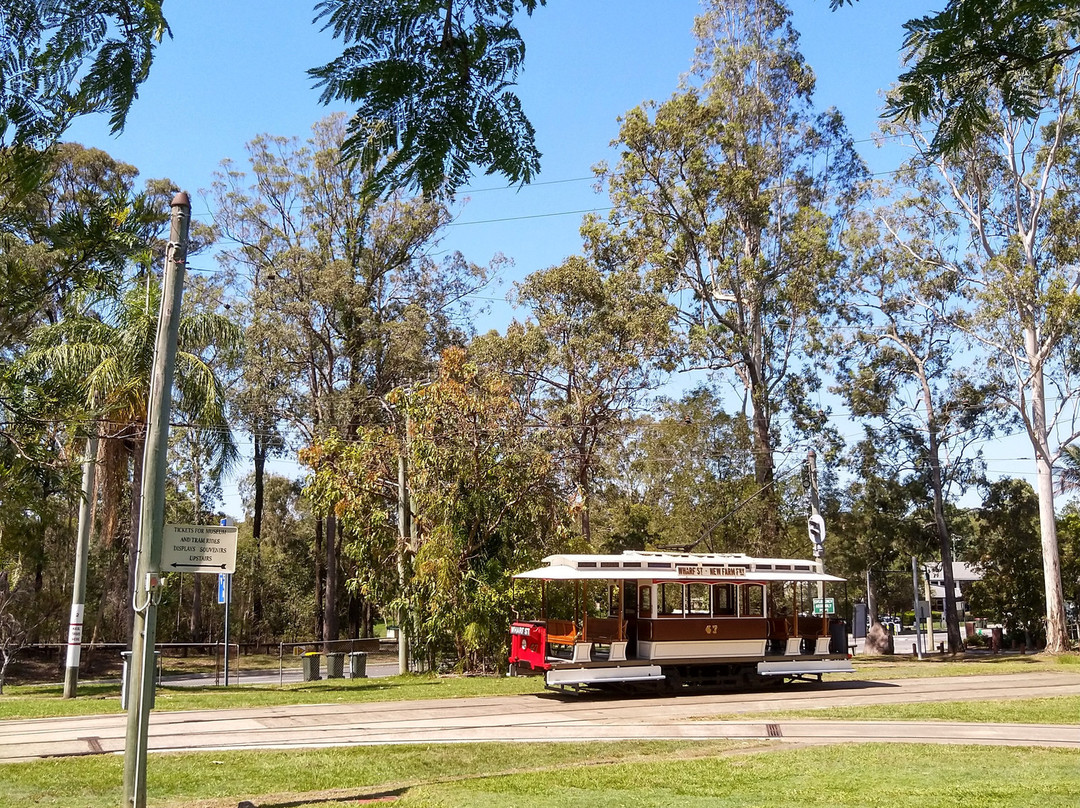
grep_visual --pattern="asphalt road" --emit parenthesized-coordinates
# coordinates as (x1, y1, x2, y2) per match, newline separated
(2, 672, 1079, 763)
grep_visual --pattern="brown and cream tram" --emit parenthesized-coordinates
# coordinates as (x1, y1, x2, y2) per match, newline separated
(509, 550, 853, 691)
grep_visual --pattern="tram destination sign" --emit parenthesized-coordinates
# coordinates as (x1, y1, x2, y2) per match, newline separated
(161, 524, 238, 573)
(677, 565, 746, 577)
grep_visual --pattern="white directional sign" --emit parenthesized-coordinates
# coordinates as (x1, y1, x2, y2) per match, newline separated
(161, 524, 239, 574)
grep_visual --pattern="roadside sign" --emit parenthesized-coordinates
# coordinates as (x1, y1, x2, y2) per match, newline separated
(161, 524, 238, 573)
(217, 573, 228, 604)
(812, 597, 835, 615)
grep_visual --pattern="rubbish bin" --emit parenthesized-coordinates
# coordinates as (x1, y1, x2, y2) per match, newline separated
(829, 620, 848, 655)
(120, 651, 160, 709)
(325, 652, 345, 679)
(302, 652, 322, 681)
(349, 651, 368, 679)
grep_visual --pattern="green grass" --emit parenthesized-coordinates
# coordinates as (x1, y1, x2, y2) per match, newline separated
(842, 652, 1080, 680)
(393, 743, 1080, 808)
(0, 673, 546, 720)
(2, 741, 1077, 808)
(710, 695, 1080, 725)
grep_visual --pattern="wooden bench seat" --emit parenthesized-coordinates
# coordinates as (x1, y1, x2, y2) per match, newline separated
(545, 618, 577, 646)
(583, 615, 626, 643)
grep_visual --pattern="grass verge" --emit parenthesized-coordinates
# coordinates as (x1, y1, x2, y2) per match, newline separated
(0, 673, 546, 720)
(1, 741, 1077, 808)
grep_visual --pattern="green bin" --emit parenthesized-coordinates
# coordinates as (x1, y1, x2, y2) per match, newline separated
(325, 652, 345, 679)
(349, 651, 367, 679)
(302, 652, 321, 681)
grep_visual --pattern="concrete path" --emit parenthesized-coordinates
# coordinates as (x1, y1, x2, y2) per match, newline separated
(2, 672, 1078, 763)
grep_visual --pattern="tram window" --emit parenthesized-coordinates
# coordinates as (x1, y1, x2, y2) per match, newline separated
(658, 583, 685, 616)
(712, 583, 736, 616)
(639, 586, 652, 617)
(740, 584, 765, 617)
(688, 583, 710, 615)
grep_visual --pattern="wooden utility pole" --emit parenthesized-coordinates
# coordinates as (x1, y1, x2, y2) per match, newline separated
(63, 434, 98, 698)
(122, 192, 189, 808)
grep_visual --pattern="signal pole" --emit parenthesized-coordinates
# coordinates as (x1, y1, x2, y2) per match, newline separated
(122, 192, 190, 808)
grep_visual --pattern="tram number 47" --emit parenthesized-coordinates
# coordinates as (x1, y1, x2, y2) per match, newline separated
(704, 624, 720, 635)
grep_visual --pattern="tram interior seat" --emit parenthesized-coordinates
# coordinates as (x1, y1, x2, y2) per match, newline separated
(545, 618, 577, 647)
(767, 616, 790, 655)
(583, 615, 627, 643)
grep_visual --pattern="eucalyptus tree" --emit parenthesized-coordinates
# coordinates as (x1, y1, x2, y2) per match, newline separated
(591, 388, 762, 554)
(474, 254, 676, 544)
(881, 54, 1080, 653)
(211, 114, 491, 642)
(595, 0, 864, 547)
(836, 201, 1011, 653)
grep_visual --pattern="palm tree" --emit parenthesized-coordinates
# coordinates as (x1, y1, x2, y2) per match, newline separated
(22, 271, 240, 643)
(1057, 445, 1080, 496)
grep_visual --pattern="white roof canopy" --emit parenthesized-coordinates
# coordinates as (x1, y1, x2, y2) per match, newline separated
(513, 551, 845, 584)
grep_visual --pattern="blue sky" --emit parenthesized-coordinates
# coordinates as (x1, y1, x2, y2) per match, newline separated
(66, 1, 1042, 515)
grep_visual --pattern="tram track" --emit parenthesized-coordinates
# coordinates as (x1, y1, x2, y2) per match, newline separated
(1, 671, 1078, 763)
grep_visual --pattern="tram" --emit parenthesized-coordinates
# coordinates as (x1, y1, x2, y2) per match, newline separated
(508, 550, 853, 692)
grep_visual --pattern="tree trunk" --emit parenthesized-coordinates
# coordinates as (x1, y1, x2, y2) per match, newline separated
(190, 454, 203, 642)
(1029, 330, 1070, 653)
(323, 514, 339, 647)
(925, 412, 964, 654)
(252, 435, 266, 637)
(749, 384, 778, 552)
(126, 440, 144, 647)
(190, 575, 203, 642)
(314, 516, 325, 641)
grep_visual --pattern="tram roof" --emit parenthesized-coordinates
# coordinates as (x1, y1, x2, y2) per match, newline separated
(513, 551, 845, 583)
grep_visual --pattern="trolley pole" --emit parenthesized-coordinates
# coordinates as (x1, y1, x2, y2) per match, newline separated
(63, 433, 98, 698)
(122, 192, 190, 808)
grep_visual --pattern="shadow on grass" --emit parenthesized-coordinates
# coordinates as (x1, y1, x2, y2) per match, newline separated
(258, 788, 406, 808)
